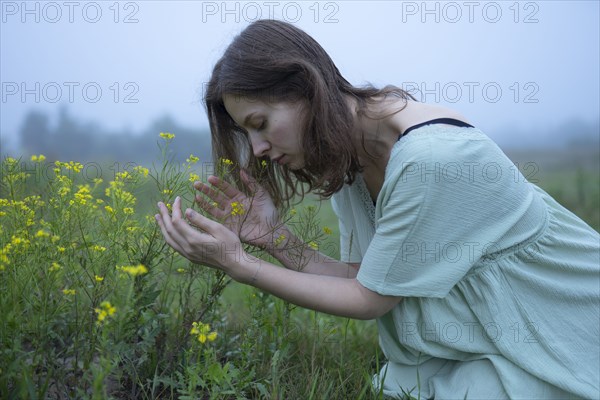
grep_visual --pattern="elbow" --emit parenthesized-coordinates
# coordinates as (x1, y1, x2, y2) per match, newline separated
(356, 306, 394, 321)
(352, 280, 402, 320)
(354, 303, 394, 320)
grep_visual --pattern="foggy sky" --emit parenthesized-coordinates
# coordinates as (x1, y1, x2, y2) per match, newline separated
(1, 1, 599, 150)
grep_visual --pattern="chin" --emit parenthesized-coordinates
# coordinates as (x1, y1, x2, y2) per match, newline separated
(287, 160, 305, 171)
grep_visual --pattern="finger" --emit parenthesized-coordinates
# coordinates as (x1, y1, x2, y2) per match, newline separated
(158, 202, 220, 259)
(166, 198, 213, 240)
(185, 208, 225, 235)
(157, 201, 187, 245)
(195, 195, 227, 219)
(207, 175, 241, 199)
(154, 212, 186, 254)
(194, 180, 228, 205)
(172, 196, 183, 220)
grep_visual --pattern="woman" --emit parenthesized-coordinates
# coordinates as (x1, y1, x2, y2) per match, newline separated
(155, 19, 599, 398)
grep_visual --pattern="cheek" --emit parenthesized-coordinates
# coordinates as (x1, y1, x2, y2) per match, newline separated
(270, 123, 295, 146)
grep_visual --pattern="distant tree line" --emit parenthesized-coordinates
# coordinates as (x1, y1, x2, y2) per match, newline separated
(14, 108, 212, 165)
(5, 107, 599, 166)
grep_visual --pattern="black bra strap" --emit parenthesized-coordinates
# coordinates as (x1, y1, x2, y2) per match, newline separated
(400, 118, 474, 140)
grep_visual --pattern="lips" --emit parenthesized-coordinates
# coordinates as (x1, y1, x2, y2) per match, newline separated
(272, 155, 285, 165)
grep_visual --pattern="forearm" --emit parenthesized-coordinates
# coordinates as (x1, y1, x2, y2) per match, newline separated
(264, 225, 358, 278)
(232, 254, 394, 320)
(154, 200, 398, 319)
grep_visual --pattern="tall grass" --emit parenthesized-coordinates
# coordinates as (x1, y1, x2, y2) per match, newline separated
(0, 136, 384, 399)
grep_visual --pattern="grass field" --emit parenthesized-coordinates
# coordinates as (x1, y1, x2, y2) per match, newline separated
(1, 142, 598, 399)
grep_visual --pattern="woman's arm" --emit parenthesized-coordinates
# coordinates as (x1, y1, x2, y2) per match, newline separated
(265, 224, 360, 278)
(236, 253, 398, 320)
(155, 197, 400, 320)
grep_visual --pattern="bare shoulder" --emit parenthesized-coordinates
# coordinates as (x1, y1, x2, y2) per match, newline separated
(394, 100, 471, 133)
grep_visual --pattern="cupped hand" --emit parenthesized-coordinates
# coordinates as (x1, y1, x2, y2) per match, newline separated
(155, 196, 246, 277)
(193, 170, 281, 249)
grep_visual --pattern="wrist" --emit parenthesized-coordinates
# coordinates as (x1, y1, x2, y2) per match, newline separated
(230, 253, 263, 285)
(267, 225, 296, 256)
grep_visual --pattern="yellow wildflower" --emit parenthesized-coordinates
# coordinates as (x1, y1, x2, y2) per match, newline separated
(105, 205, 115, 215)
(220, 158, 233, 166)
(105, 180, 124, 194)
(274, 234, 286, 246)
(35, 229, 50, 238)
(55, 161, 83, 173)
(1, 250, 10, 265)
(49, 262, 61, 272)
(118, 264, 148, 277)
(186, 154, 199, 164)
(123, 207, 134, 214)
(177, 268, 185, 273)
(189, 172, 200, 183)
(57, 246, 66, 253)
(30, 154, 46, 162)
(190, 321, 217, 344)
(308, 241, 319, 250)
(58, 187, 70, 197)
(159, 132, 175, 140)
(133, 166, 149, 177)
(94, 275, 104, 282)
(322, 226, 333, 235)
(95, 301, 117, 324)
(261, 160, 267, 167)
(11, 236, 30, 248)
(92, 245, 106, 252)
(71, 161, 83, 173)
(24, 195, 44, 208)
(115, 171, 131, 181)
(105, 181, 136, 206)
(230, 201, 245, 216)
(74, 185, 92, 205)
(62, 289, 76, 296)
(290, 208, 297, 216)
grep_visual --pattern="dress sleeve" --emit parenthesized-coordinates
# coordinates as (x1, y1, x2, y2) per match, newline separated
(357, 131, 532, 298)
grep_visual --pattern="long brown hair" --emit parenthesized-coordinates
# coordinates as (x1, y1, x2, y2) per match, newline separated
(204, 19, 415, 210)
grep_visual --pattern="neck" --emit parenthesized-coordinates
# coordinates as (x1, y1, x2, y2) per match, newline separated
(346, 95, 406, 172)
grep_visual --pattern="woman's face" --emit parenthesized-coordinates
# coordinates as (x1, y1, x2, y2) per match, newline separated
(223, 94, 307, 170)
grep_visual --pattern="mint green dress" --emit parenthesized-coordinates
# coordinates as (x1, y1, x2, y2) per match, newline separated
(331, 125, 600, 399)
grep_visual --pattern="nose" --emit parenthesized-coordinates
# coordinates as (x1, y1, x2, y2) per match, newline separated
(248, 132, 270, 158)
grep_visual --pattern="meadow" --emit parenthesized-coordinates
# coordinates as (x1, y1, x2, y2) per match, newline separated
(1, 134, 597, 399)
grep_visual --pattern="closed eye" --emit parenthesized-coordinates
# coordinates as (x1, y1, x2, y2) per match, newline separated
(256, 120, 267, 131)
